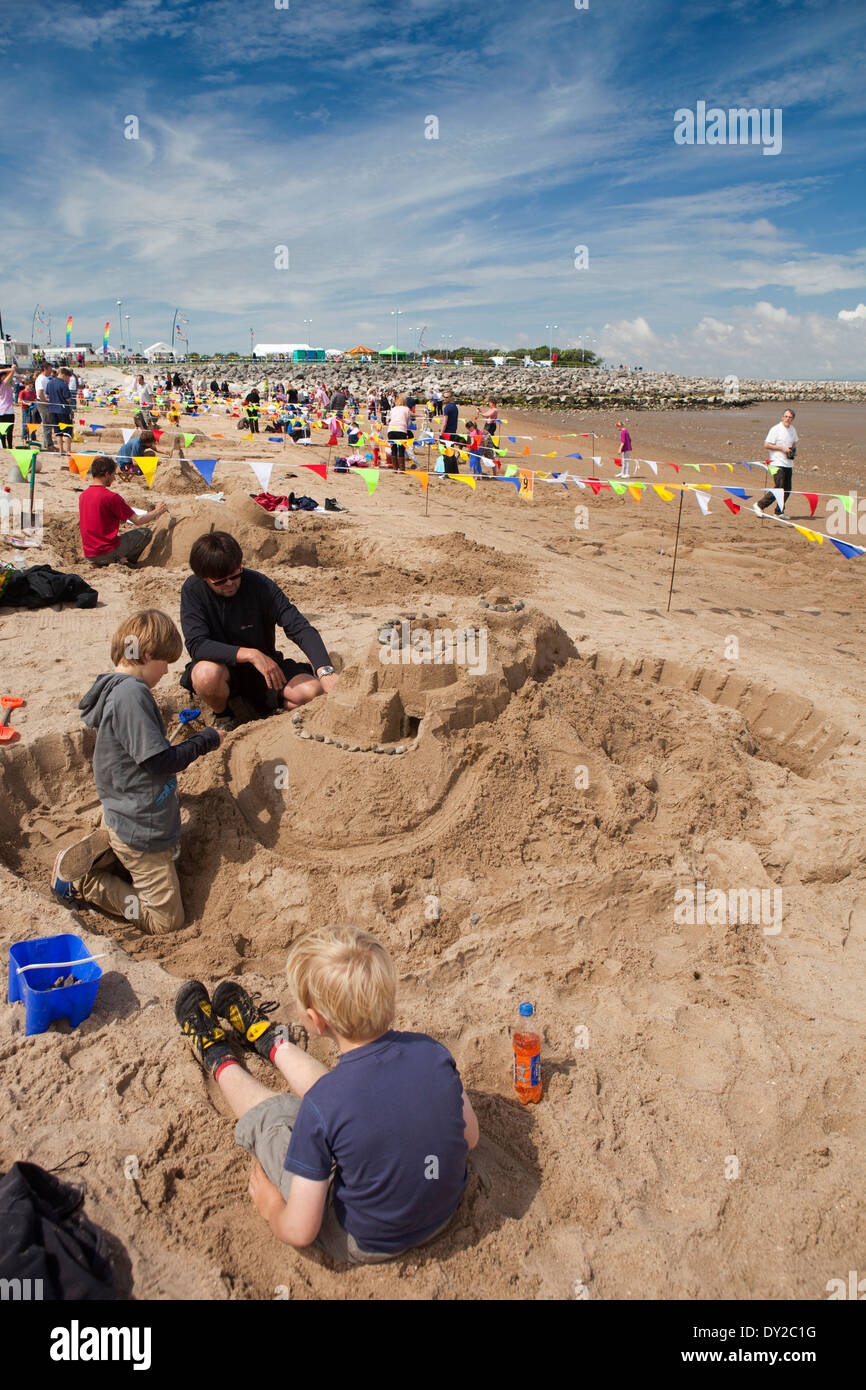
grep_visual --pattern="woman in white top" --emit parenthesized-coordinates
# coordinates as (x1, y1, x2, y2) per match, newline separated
(387, 395, 412, 471)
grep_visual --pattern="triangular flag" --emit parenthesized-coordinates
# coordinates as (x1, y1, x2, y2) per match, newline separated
(565, 453, 583, 460)
(406, 470, 429, 490)
(356, 468, 379, 495)
(135, 456, 159, 488)
(829, 538, 866, 558)
(724, 498, 741, 515)
(653, 484, 674, 501)
(121, 429, 135, 443)
(801, 493, 818, 517)
(836, 494, 854, 513)
(0, 422, 11, 435)
(726, 487, 751, 499)
(627, 485, 643, 502)
(70, 454, 96, 477)
(327, 433, 338, 447)
(152, 429, 163, 441)
(183, 433, 196, 447)
(768, 488, 785, 511)
(12, 449, 37, 480)
(301, 463, 328, 481)
(642, 459, 658, 475)
(692, 489, 711, 515)
(247, 459, 273, 492)
(493, 476, 521, 491)
(505, 464, 519, 477)
(792, 525, 822, 544)
(190, 458, 217, 486)
(610, 480, 627, 495)
(27, 422, 41, 436)
(521, 445, 530, 455)
(452, 475, 476, 489)
(665, 462, 680, 472)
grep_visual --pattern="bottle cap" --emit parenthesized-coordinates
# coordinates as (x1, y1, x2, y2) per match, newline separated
(519, 1002, 533, 1018)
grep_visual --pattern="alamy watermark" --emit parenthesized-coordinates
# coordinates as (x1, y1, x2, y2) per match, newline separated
(673, 879, 782, 934)
(1, 495, 44, 542)
(674, 102, 782, 156)
(379, 621, 488, 675)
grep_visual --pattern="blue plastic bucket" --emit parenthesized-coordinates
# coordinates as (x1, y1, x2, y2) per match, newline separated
(8, 934, 102, 1036)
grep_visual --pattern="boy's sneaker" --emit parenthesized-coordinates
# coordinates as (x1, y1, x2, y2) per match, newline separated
(52, 826, 111, 884)
(212, 710, 239, 733)
(174, 980, 237, 1077)
(213, 980, 308, 1059)
(50, 858, 90, 910)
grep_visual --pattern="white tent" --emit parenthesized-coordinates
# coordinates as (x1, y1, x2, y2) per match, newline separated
(254, 343, 310, 357)
(144, 341, 179, 361)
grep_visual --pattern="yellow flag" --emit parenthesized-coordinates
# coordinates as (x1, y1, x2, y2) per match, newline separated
(653, 484, 674, 500)
(135, 455, 159, 488)
(452, 475, 476, 489)
(793, 525, 823, 544)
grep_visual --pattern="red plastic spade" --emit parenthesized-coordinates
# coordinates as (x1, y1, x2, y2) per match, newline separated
(0, 695, 24, 744)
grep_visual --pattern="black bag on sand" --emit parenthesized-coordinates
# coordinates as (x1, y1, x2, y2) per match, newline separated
(0, 1161, 120, 1300)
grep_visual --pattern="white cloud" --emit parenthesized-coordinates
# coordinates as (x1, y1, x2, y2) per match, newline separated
(838, 303, 866, 321)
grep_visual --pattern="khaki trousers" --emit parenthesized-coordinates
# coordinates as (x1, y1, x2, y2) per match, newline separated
(80, 828, 184, 935)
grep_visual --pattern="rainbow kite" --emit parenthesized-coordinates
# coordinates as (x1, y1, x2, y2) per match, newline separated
(103, 322, 110, 358)
(66, 316, 72, 348)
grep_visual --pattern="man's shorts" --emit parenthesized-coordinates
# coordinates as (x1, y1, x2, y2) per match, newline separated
(180, 651, 314, 716)
(234, 1094, 457, 1267)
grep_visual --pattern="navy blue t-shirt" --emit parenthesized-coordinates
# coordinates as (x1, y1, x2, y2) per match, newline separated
(284, 1030, 468, 1254)
(442, 402, 459, 434)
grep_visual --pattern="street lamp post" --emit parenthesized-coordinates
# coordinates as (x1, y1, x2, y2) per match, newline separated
(303, 318, 313, 352)
(116, 299, 123, 358)
(545, 323, 558, 364)
(125, 315, 131, 360)
(391, 308, 403, 364)
(171, 308, 182, 354)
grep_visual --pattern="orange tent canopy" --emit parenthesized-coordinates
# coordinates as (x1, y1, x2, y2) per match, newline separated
(346, 345, 375, 355)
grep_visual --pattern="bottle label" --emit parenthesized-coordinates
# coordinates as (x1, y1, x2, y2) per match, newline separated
(515, 1050, 540, 1087)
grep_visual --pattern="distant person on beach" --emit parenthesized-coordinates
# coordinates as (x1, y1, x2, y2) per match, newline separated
(0, 364, 15, 449)
(135, 375, 155, 427)
(173, 924, 478, 1263)
(41, 366, 73, 456)
(617, 420, 632, 478)
(16, 375, 38, 445)
(439, 392, 463, 474)
(244, 388, 261, 432)
(78, 456, 168, 566)
(52, 610, 222, 933)
(179, 530, 337, 731)
(755, 409, 798, 516)
(484, 399, 499, 437)
(386, 394, 412, 471)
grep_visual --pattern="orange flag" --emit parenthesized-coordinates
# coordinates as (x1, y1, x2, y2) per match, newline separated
(406, 470, 429, 490)
(521, 445, 530, 455)
(69, 454, 95, 476)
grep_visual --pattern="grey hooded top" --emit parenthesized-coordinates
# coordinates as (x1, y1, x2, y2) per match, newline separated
(79, 673, 182, 853)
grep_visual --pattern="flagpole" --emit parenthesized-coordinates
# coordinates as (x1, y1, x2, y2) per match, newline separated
(666, 488, 685, 614)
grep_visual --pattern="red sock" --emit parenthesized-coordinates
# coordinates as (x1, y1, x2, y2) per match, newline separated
(212, 1055, 240, 1081)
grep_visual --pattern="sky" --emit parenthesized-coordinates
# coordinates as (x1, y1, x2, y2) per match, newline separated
(1, 0, 865, 377)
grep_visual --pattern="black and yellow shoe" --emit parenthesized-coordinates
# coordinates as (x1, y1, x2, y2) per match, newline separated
(174, 980, 237, 1077)
(212, 980, 308, 1060)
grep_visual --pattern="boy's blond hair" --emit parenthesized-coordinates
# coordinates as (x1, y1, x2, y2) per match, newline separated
(286, 925, 396, 1042)
(110, 610, 183, 667)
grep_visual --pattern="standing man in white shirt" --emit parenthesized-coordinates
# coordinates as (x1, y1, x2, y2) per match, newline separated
(135, 374, 155, 427)
(755, 408, 798, 515)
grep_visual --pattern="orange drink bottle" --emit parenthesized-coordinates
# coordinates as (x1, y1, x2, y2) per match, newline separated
(513, 1002, 542, 1104)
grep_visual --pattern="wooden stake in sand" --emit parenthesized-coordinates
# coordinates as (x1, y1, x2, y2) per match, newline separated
(666, 487, 685, 614)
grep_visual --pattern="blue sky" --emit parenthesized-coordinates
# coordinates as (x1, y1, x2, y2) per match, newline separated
(2, 0, 865, 376)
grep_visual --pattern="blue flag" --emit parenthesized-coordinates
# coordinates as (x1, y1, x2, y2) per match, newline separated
(190, 458, 217, 486)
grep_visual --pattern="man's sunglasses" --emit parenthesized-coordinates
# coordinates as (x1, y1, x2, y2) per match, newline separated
(208, 569, 243, 587)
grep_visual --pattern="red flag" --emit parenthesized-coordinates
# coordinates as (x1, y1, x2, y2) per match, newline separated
(302, 462, 328, 480)
(802, 493, 818, 517)
(152, 429, 163, 441)
(724, 498, 740, 515)
(327, 433, 338, 447)
(587, 478, 603, 495)
(665, 462, 680, 472)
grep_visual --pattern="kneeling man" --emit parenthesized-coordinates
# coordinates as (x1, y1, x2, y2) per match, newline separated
(180, 530, 337, 730)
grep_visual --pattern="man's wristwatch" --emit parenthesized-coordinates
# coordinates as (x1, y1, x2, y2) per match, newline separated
(317, 665, 335, 677)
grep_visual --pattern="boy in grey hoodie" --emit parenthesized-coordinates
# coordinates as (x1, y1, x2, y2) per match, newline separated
(52, 609, 223, 935)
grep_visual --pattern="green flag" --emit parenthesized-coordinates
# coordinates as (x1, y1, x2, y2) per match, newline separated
(12, 449, 37, 480)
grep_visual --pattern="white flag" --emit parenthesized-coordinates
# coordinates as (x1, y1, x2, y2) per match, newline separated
(692, 489, 711, 515)
(247, 459, 274, 493)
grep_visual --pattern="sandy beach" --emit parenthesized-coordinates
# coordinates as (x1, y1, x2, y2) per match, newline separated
(1, 389, 865, 1301)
